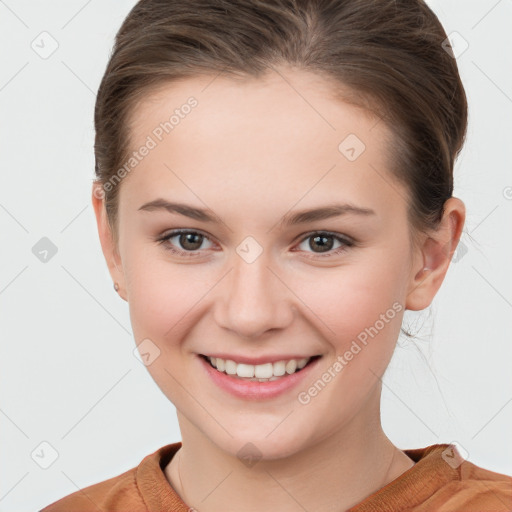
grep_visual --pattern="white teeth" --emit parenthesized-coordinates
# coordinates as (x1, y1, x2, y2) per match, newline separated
(254, 363, 273, 379)
(285, 360, 297, 374)
(236, 363, 254, 378)
(206, 355, 312, 379)
(246, 376, 283, 382)
(224, 359, 237, 375)
(272, 361, 286, 376)
(297, 358, 308, 369)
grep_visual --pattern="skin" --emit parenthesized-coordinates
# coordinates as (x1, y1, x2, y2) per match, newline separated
(92, 67, 465, 512)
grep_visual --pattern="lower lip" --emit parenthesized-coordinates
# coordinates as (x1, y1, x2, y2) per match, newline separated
(197, 354, 322, 400)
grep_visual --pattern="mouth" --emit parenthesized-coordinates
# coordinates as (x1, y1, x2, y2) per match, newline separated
(199, 354, 322, 382)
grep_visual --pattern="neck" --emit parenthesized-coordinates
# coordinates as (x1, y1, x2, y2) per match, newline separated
(165, 395, 414, 512)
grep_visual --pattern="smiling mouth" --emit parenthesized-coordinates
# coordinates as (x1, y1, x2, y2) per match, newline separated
(199, 354, 322, 382)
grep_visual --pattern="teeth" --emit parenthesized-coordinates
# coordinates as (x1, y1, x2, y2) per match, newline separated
(285, 360, 297, 374)
(207, 355, 312, 379)
(297, 358, 308, 369)
(224, 359, 237, 375)
(255, 363, 273, 379)
(236, 363, 254, 378)
(273, 361, 286, 376)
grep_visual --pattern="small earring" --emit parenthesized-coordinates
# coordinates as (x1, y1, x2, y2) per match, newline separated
(113, 282, 119, 292)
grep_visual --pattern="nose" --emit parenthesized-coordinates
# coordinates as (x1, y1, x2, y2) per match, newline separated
(213, 250, 294, 339)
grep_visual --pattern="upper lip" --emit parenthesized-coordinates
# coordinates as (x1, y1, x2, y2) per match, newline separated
(200, 353, 320, 365)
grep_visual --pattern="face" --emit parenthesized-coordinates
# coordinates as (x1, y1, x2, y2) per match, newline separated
(94, 68, 429, 460)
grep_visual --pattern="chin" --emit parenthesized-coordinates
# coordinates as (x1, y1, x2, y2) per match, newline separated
(212, 427, 315, 464)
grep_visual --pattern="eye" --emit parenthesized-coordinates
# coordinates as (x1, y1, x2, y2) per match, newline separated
(156, 229, 215, 258)
(156, 229, 355, 259)
(294, 231, 354, 258)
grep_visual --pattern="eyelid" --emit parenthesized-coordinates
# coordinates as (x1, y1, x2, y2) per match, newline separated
(294, 230, 354, 245)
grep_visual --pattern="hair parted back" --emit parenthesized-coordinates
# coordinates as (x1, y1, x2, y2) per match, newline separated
(93, 0, 468, 337)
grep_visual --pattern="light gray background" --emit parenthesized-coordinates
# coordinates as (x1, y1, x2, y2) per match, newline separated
(1, 1, 511, 510)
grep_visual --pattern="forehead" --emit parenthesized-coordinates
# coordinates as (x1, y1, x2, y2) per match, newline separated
(127, 68, 384, 151)
(120, 69, 407, 224)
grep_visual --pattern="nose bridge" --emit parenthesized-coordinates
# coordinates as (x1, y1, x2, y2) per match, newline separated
(216, 242, 291, 338)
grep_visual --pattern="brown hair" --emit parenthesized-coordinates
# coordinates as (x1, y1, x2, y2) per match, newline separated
(93, 0, 468, 337)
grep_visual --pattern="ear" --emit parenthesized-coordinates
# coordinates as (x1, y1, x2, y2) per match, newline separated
(91, 182, 127, 301)
(405, 197, 466, 311)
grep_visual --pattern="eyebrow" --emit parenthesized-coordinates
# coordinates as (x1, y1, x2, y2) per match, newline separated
(138, 198, 376, 226)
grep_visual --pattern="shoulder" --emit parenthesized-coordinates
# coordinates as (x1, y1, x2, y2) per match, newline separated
(440, 458, 512, 511)
(39, 443, 181, 512)
(352, 443, 512, 512)
(420, 445, 512, 512)
(39, 465, 143, 511)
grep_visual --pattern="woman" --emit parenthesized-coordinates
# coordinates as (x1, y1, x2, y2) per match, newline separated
(41, 0, 512, 510)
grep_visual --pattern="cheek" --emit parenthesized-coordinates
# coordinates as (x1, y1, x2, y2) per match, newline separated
(295, 260, 404, 334)
(290, 271, 405, 419)
(290, 260, 405, 383)
(124, 250, 202, 347)
(124, 253, 202, 403)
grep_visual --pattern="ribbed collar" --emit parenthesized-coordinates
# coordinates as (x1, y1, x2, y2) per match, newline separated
(136, 442, 460, 511)
(347, 444, 460, 511)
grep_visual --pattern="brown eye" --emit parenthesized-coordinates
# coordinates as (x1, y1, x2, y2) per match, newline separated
(296, 231, 354, 258)
(157, 229, 214, 257)
(177, 232, 204, 251)
(309, 234, 334, 253)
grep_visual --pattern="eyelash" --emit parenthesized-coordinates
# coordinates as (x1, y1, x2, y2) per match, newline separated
(156, 229, 355, 259)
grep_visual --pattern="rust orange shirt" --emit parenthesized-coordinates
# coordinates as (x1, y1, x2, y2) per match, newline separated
(40, 442, 512, 511)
